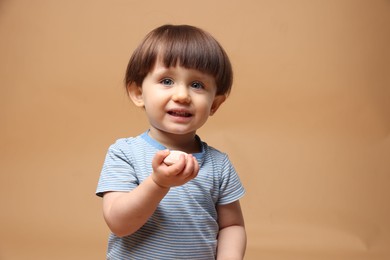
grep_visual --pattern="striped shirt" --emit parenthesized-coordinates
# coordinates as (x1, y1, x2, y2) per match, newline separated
(96, 131, 245, 259)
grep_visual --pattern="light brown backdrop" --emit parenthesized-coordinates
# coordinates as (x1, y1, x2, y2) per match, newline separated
(1, 0, 389, 259)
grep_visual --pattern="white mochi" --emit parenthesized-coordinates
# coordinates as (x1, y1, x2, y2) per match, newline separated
(163, 150, 188, 165)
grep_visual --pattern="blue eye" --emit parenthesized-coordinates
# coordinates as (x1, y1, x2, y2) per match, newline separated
(161, 78, 174, 85)
(191, 81, 204, 89)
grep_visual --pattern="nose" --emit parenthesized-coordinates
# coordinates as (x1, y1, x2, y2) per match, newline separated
(172, 85, 191, 103)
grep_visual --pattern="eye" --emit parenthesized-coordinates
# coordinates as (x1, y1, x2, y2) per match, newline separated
(160, 78, 174, 86)
(191, 81, 204, 89)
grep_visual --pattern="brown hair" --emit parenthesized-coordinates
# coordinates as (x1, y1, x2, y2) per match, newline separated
(124, 24, 233, 96)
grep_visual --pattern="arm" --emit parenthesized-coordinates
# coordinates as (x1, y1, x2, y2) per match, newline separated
(216, 200, 246, 260)
(102, 150, 199, 237)
(102, 176, 168, 237)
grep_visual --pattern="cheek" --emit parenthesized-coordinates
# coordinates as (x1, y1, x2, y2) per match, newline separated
(204, 96, 216, 110)
(142, 90, 160, 106)
(197, 100, 214, 115)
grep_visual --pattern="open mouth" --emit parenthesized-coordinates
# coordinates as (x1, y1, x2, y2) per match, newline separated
(167, 110, 192, 117)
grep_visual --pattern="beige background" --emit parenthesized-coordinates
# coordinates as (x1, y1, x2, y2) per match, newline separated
(1, 0, 389, 259)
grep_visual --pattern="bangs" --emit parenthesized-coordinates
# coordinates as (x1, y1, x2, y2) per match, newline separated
(158, 28, 224, 77)
(125, 25, 233, 96)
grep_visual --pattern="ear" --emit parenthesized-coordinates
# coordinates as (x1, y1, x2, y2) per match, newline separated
(210, 95, 226, 116)
(127, 83, 144, 107)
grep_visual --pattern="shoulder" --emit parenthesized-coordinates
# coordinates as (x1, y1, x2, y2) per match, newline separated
(110, 137, 135, 148)
(106, 137, 133, 155)
(108, 134, 146, 151)
(200, 142, 233, 170)
(202, 141, 229, 161)
(104, 134, 149, 161)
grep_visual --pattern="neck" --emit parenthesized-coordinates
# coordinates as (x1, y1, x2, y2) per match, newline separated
(148, 128, 201, 153)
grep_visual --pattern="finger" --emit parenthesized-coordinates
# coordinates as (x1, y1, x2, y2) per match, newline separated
(192, 156, 199, 178)
(188, 155, 199, 179)
(152, 150, 170, 167)
(181, 154, 194, 177)
(167, 154, 186, 174)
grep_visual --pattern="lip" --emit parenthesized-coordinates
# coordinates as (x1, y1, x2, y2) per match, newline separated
(167, 108, 193, 117)
(167, 108, 193, 122)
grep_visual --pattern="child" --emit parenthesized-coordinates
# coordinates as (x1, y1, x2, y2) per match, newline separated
(96, 24, 246, 259)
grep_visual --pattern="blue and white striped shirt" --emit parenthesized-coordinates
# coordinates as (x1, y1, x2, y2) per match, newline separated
(96, 131, 245, 259)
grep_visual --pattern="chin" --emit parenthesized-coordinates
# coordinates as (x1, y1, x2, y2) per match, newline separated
(152, 124, 198, 136)
(164, 128, 196, 136)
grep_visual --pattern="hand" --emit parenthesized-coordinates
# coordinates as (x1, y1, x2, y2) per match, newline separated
(151, 150, 199, 188)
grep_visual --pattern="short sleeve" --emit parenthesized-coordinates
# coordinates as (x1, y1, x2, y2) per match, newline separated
(96, 139, 138, 197)
(217, 154, 245, 205)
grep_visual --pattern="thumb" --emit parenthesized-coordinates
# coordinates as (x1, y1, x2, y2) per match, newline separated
(153, 149, 170, 165)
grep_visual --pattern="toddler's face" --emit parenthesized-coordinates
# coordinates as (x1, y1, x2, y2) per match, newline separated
(138, 60, 225, 137)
